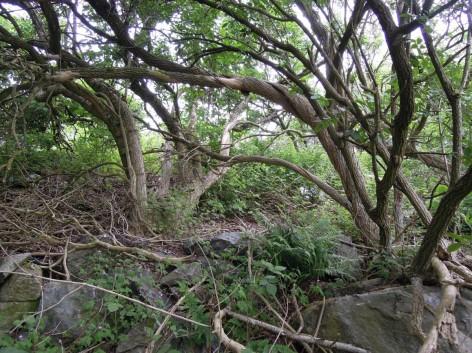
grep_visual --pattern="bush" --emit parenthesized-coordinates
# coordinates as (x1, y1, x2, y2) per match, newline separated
(0, 124, 120, 184)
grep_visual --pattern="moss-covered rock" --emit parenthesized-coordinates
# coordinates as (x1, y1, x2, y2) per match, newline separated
(0, 301, 38, 333)
(0, 260, 42, 333)
(0, 254, 31, 285)
(0, 264, 42, 302)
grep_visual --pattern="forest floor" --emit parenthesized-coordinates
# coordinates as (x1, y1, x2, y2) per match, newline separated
(1, 175, 472, 353)
(0, 174, 266, 257)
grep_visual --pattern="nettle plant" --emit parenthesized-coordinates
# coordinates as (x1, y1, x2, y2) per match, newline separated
(0, 317, 60, 353)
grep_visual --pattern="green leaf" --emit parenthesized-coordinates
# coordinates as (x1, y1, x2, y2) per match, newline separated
(464, 144, 472, 164)
(264, 282, 277, 297)
(314, 117, 337, 132)
(448, 243, 462, 252)
(106, 301, 123, 313)
(448, 233, 466, 242)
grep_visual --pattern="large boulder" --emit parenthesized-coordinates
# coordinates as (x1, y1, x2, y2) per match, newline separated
(0, 301, 38, 333)
(302, 286, 472, 353)
(0, 264, 42, 302)
(0, 257, 41, 333)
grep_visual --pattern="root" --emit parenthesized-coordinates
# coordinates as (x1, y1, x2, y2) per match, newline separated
(411, 276, 426, 340)
(417, 257, 458, 353)
(445, 261, 472, 283)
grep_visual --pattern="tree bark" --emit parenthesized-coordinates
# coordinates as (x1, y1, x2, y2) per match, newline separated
(412, 166, 472, 274)
(106, 107, 147, 220)
(394, 188, 404, 241)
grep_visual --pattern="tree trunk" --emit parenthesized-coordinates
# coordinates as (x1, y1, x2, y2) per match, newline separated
(412, 166, 472, 274)
(50, 80, 149, 226)
(157, 140, 173, 197)
(104, 104, 147, 223)
(394, 188, 404, 241)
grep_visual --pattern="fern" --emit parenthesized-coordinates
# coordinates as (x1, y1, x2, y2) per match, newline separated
(260, 219, 341, 281)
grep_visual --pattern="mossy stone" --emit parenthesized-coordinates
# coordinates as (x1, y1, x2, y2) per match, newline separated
(0, 301, 38, 332)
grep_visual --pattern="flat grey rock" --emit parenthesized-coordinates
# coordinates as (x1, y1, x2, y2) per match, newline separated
(210, 232, 245, 253)
(160, 262, 204, 287)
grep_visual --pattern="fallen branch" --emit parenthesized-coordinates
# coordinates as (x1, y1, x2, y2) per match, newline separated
(213, 309, 246, 353)
(445, 261, 472, 283)
(213, 308, 371, 353)
(257, 292, 313, 353)
(38, 231, 191, 264)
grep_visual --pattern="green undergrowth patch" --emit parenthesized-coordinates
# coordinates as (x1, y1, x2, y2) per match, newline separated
(1, 254, 167, 353)
(1, 215, 362, 353)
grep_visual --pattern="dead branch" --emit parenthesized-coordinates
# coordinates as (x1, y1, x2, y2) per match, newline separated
(39, 231, 191, 264)
(213, 308, 371, 353)
(213, 309, 246, 353)
(0, 176, 191, 266)
(445, 261, 472, 283)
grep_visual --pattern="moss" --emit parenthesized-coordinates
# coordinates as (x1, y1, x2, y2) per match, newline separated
(0, 301, 38, 333)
